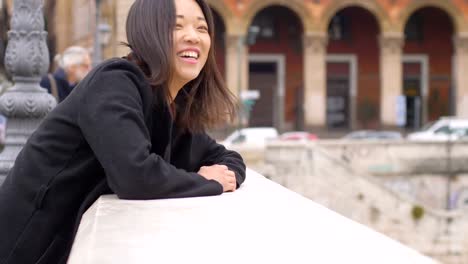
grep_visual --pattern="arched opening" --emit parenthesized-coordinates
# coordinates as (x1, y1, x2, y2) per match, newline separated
(247, 6, 304, 131)
(327, 7, 380, 130)
(210, 8, 226, 78)
(403, 7, 454, 129)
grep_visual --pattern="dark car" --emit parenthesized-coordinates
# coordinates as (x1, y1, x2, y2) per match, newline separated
(343, 130, 402, 140)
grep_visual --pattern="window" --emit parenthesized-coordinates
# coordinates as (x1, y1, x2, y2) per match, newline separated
(232, 134, 246, 144)
(328, 13, 351, 41)
(451, 127, 468, 137)
(434, 126, 450, 134)
(251, 14, 276, 40)
(405, 13, 423, 42)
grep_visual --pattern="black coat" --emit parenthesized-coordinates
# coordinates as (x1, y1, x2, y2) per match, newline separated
(39, 68, 76, 102)
(0, 58, 246, 264)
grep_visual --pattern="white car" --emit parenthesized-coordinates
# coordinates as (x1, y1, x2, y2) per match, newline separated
(220, 127, 278, 148)
(407, 117, 468, 141)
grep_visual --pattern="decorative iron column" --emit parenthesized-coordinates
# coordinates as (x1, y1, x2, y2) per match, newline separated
(0, 0, 56, 183)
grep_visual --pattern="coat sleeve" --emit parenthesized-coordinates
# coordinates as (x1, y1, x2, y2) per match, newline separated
(78, 70, 223, 200)
(195, 133, 246, 188)
(39, 75, 52, 93)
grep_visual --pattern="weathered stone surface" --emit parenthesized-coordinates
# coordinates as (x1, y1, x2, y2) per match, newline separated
(68, 169, 438, 264)
(263, 141, 468, 264)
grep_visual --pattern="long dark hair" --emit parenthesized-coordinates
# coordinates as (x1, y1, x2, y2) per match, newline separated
(125, 0, 237, 132)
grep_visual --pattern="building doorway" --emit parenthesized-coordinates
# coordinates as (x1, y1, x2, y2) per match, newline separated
(402, 55, 428, 130)
(326, 55, 357, 129)
(248, 54, 285, 130)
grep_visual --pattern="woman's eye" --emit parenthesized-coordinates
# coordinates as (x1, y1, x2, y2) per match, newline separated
(175, 24, 183, 29)
(198, 26, 208, 32)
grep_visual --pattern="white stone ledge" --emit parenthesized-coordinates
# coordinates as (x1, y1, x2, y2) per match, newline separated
(68, 169, 438, 264)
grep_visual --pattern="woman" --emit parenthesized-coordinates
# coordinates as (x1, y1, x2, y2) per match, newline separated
(0, 0, 245, 263)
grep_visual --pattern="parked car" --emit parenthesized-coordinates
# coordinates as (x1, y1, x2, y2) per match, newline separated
(278, 131, 318, 141)
(343, 130, 402, 140)
(220, 127, 279, 148)
(407, 117, 468, 141)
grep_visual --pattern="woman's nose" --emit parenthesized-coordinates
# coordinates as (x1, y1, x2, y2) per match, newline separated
(183, 27, 200, 43)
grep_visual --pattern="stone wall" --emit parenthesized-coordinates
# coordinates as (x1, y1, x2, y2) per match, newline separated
(261, 141, 468, 264)
(318, 140, 468, 175)
(379, 174, 468, 210)
(315, 140, 468, 209)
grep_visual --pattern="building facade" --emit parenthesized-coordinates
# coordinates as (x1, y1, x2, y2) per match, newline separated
(48, 0, 468, 132)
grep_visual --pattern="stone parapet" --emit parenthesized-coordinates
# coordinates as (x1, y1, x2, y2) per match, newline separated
(264, 141, 468, 264)
(68, 169, 438, 264)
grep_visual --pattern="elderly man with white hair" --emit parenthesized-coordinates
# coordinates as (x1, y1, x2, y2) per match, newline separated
(40, 46, 92, 102)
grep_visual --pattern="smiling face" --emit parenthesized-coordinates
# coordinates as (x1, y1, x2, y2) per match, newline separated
(170, 0, 211, 97)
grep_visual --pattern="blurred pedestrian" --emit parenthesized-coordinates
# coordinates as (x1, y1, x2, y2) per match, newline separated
(40, 46, 92, 102)
(0, 114, 6, 146)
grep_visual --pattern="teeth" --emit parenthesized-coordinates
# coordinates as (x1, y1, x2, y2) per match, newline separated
(179, 51, 199, 59)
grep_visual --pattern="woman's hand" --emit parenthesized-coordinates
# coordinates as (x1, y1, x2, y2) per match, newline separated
(198, 164, 236, 192)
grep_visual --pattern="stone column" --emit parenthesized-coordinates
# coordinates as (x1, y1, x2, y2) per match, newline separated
(225, 34, 248, 98)
(55, 0, 73, 52)
(115, 0, 134, 57)
(303, 32, 327, 128)
(454, 33, 468, 118)
(379, 32, 403, 127)
(0, 0, 56, 183)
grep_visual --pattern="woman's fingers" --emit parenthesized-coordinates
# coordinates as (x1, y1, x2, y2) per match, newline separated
(198, 164, 236, 192)
(214, 164, 228, 170)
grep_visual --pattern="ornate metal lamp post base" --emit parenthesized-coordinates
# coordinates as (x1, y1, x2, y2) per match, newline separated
(0, 0, 56, 184)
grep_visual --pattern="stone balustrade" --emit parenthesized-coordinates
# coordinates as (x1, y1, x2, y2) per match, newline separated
(68, 169, 438, 264)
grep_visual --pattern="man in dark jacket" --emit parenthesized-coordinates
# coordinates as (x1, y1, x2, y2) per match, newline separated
(40, 46, 92, 102)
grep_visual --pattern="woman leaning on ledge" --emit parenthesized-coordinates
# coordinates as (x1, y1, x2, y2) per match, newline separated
(0, 0, 246, 263)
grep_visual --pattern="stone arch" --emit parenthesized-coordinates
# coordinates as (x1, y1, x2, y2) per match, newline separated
(206, 0, 236, 35)
(320, 0, 390, 33)
(398, 0, 464, 33)
(241, 0, 312, 35)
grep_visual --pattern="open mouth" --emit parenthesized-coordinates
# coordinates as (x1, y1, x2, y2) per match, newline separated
(177, 51, 199, 60)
